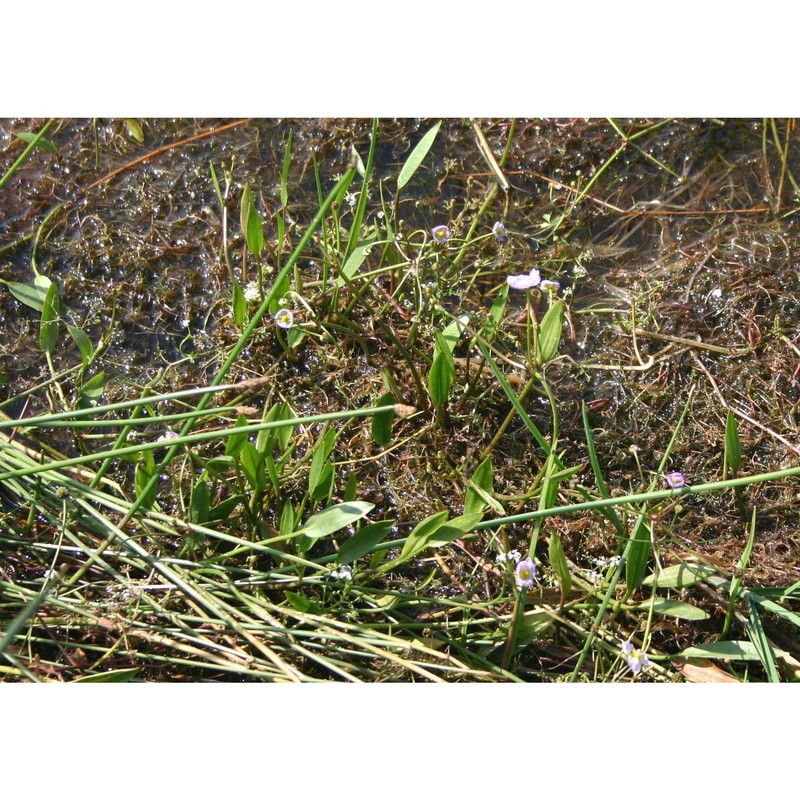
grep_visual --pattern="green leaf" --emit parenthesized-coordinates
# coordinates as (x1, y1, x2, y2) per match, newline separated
(350, 144, 366, 177)
(308, 427, 336, 496)
(262, 453, 278, 493)
(679, 640, 790, 661)
(284, 590, 315, 613)
(67, 324, 94, 370)
(207, 494, 243, 522)
(484, 283, 508, 340)
(15, 131, 58, 154)
(310, 463, 335, 501)
(389, 510, 448, 565)
(295, 501, 375, 540)
(625, 513, 652, 596)
(741, 589, 800, 629)
(39, 280, 61, 354)
(485, 610, 554, 646)
(72, 668, 141, 683)
(632, 599, 710, 620)
(580, 401, 626, 538)
(515, 610, 556, 644)
(209, 161, 224, 207)
(275, 403, 294, 450)
(280, 129, 293, 208)
(725, 409, 742, 476)
(464, 456, 494, 515)
(134, 450, 157, 510)
(204, 455, 236, 477)
(1, 273, 52, 311)
(548, 531, 572, 599)
(336, 236, 377, 287)
(260, 401, 294, 454)
(1, 121, 52, 190)
(424, 512, 483, 548)
(337, 520, 395, 564)
(388, 511, 482, 570)
(371, 391, 396, 446)
(124, 119, 145, 143)
(78, 371, 105, 408)
(287, 325, 305, 349)
(240, 183, 264, 258)
(744, 594, 780, 682)
(225, 414, 250, 457)
(268, 271, 290, 315)
(397, 121, 442, 190)
(232, 279, 247, 330)
(438, 314, 470, 356)
(343, 471, 359, 502)
(536, 299, 564, 365)
(641, 561, 717, 588)
(189, 479, 210, 524)
(240, 441, 265, 492)
(280, 501, 296, 536)
(428, 347, 455, 408)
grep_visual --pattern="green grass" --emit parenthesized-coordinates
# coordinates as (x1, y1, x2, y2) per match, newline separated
(1, 118, 799, 682)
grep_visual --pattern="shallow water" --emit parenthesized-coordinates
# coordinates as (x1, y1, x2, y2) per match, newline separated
(1, 119, 792, 398)
(2, 118, 799, 459)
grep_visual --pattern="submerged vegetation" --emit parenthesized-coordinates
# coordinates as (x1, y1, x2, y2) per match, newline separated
(1, 118, 799, 682)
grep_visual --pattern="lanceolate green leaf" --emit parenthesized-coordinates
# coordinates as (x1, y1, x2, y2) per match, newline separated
(240, 183, 264, 258)
(744, 594, 780, 682)
(632, 599, 710, 620)
(124, 119, 145, 144)
(15, 131, 58, 154)
(134, 450, 158, 509)
(0, 120, 53, 190)
(72, 668, 141, 683)
(39, 280, 61, 354)
(537, 299, 564, 365)
(225, 414, 250, 457)
(77, 371, 105, 410)
(428, 348, 455, 408)
(232, 279, 247, 330)
(394, 510, 450, 565)
(725, 409, 742, 477)
(439, 314, 470, 355)
(385, 511, 482, 571)
(68, 324, 94, 370)
(337, 236, 378, 287)
(240, 441, 265, 492)
(548, 531, 572, 601)
(371, 391, 397, 446)
(397, 121, 442, 190)
(280, 129, 293, 208)
(337, 520, 395, 564)
(189, 479, 210, 525)
(308, 430, 335, 496)
(1, 274, 52, 312)
(625, 512, 652, 596)
(484, 284, 508, 340)
(465, 456, 494, 515)
(295, 502, 375, 540)
(310, 463, 335, 501)
(679, 640, 790, 661)
(641, 561, 717, 588)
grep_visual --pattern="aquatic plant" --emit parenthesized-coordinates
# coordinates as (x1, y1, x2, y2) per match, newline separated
(1, 117, 799, 686)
